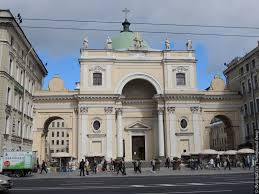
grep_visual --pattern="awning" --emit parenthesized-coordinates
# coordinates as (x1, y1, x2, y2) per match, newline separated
(200, 149, 218, 155)
(51, 152, 76, 158)
(237, 148, 255, 154)
(223, 150, 237, 155)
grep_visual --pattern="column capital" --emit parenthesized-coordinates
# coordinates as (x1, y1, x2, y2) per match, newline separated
(158, 107, 164, 114)
(115, 108, 122, 114)
(190, 106, 200, 113)
(167, 107, 175, 113)
(79, 106, 88, 114)
(104, 107, 113, 114)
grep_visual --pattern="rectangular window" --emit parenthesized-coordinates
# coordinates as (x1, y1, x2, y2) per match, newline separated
(56, 140, 59, 145)
(61, 140, 64, 145)
(240, 67, 244, 75)
(67, 133, 69, 137)
(244, 104, 248, 115)
(250, 101, 254, 115)
(254, 75, 258, 89)
(252, 59, 255, 68)
(246, 124, 250, 136)
(246, 63, 249, 72)
(66, 140, 69, 146)
(7, 87, 11, 105)
(52, 131, 54, 137)
(57, 122, 60, 128)
(5, 116, 9, 134)
(57, 131, 59, 137)
(248, 79, 252, 93)
(52, 140, 54, 145)
(257, 99, 259, 112)
(62, 122, 64, 127)
(9, 58, 13, 75)
(16, 66, 19, 81)
(242, 82, 246, 94)
(62, 131, 64, 137)
(52, 122, 55, 127)
(10, 36, 14, 46)
(176, 73, 186, 86)
(50, 150, 54, 153)
(93, 73, 102, 86)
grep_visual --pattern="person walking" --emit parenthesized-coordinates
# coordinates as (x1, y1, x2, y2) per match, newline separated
(40, 160, 48, 174)
(135, 159, 142, 174)
(79, 159, 85, 176)
(117, 158, 124, 175)
(197, 157, 203, 170)
(151, 159, 156, 171)
(85, 159, 90, 175)
(165, 157, 170, 168)
(93, 159, 97, 174)
(224, 156, 231, 170)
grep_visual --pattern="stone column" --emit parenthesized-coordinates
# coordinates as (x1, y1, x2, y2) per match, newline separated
(191, 107, 202, 152)
(167, 107, 177, 157)
(240, 107, 246, 143)
(78, 105, 88, 160)
(105, 107, 113, 159)
(158, 108, 165, 157)
(116, 108, 123, 158)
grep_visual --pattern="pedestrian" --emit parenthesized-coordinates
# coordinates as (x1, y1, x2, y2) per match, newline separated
(224, 156, 231, 170)
(117, 158, 124, 175)
(85, 159, 90, 175)
(40, 160, 48, 174)
(102, 159, 107, 171)
(215, 155, 220, 169)
(122, 158, 126, 175)
(209, 158, 215, 169)
(93, 159, 97, 174)
(79, 159, 85, 176)
(165, 157, 170, 168)
(135, 159, 141, 174)
(242, 156, 246, 168)
(197, 157, 203, 170)
(132, 160, 137, 173)
(109, 158, 114, 172)
(247, 155, 251, 170)
(151, 159, 156, 171)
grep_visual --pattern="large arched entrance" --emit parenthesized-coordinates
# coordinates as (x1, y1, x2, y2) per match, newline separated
(209, 115, 235, 151)
(121, 78, 158, 161)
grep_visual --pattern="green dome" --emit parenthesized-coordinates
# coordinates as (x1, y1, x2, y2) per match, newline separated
(111, 19, 150, 50)
(111, 32, 149, 50)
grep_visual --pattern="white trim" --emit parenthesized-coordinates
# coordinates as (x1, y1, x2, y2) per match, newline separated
(115, 72, 163, 94)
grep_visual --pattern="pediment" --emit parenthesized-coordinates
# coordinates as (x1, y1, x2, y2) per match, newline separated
(125, 121, 151, 131)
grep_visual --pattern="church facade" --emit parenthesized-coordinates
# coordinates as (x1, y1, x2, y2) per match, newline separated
(32, 19, 244, 162)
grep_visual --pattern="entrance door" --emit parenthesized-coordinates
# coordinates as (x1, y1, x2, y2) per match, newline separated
(132, 136, 145, 160)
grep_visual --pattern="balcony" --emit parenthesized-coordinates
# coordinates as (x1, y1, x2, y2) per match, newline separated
(23, 138, 33, 145)
(11, 135, 22, 143)
(5, 104, 12, 115)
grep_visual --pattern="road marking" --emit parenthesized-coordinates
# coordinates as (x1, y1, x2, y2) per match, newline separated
(130, 185, 146, 187)
(59, 182, 103, 185)
(137, 190, 233, 194)
(187, 183, 206, 185)
(157, 184, 177, 187)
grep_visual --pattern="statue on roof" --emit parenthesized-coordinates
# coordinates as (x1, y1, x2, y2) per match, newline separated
(133, 32, 144, 49)
(83, 36, 89, 49)
(106, 36, 112, 49)
(186, 39, 192, 50)
(165, 38, 170, 50)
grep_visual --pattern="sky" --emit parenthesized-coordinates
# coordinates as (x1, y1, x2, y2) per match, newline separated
(1, 0, 259, 90)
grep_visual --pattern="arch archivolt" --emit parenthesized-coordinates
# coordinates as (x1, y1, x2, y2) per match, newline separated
(115, 72, 163, 95)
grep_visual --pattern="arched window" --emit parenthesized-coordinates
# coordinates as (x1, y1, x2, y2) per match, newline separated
(176, 73, 186, 86)
(93, 73, 102, 86)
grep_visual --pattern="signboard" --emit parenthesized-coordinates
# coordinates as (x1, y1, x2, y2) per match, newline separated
(255, 129, 259, 194)
(0, 157, 3, 173)
(3, 152, 32, 170)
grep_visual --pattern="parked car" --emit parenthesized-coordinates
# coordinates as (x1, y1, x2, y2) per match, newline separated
(0, 174, 13, 192)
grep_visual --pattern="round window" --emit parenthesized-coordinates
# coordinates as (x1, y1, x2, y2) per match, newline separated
(93, 120, 101, 130)
(180, 119, 188, 129)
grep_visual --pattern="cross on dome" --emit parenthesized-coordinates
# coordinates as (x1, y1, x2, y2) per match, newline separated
(122, 8, 130, 19)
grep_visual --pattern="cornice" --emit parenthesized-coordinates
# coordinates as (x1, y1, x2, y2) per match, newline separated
(33, 95, 75, 101)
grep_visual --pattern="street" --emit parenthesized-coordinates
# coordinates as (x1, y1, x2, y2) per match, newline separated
(10, 173, 253, 194)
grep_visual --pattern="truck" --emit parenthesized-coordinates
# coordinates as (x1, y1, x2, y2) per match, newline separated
(0, 151, 37, 177)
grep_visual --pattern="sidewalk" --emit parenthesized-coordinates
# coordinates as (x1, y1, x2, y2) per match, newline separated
(17, 167, 254, 180)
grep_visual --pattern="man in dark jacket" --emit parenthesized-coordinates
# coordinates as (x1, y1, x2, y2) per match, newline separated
(79, 159, 85, 176)
(40, 160, 48, 174)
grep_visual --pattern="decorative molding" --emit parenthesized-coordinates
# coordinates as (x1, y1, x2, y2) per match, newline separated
(175, 132, 193, 136)
(74, 108, 78, 114)
(172, 66, 188, 72)
(87, 133, 106, 138)
(167, 107, 175, 113)
(104, 107, 113, 114)
(158, 107, 164, 114)
(5, 105, 12, 115)
(79, 106, 88, 114)
(125, 121, 151, 132)
(190, 106, 199, 113)
(115, 108, 122, 114)
(89, 66, 106, 72)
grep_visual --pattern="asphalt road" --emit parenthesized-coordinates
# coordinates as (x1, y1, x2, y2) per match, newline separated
(9, 173, 254, 194)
